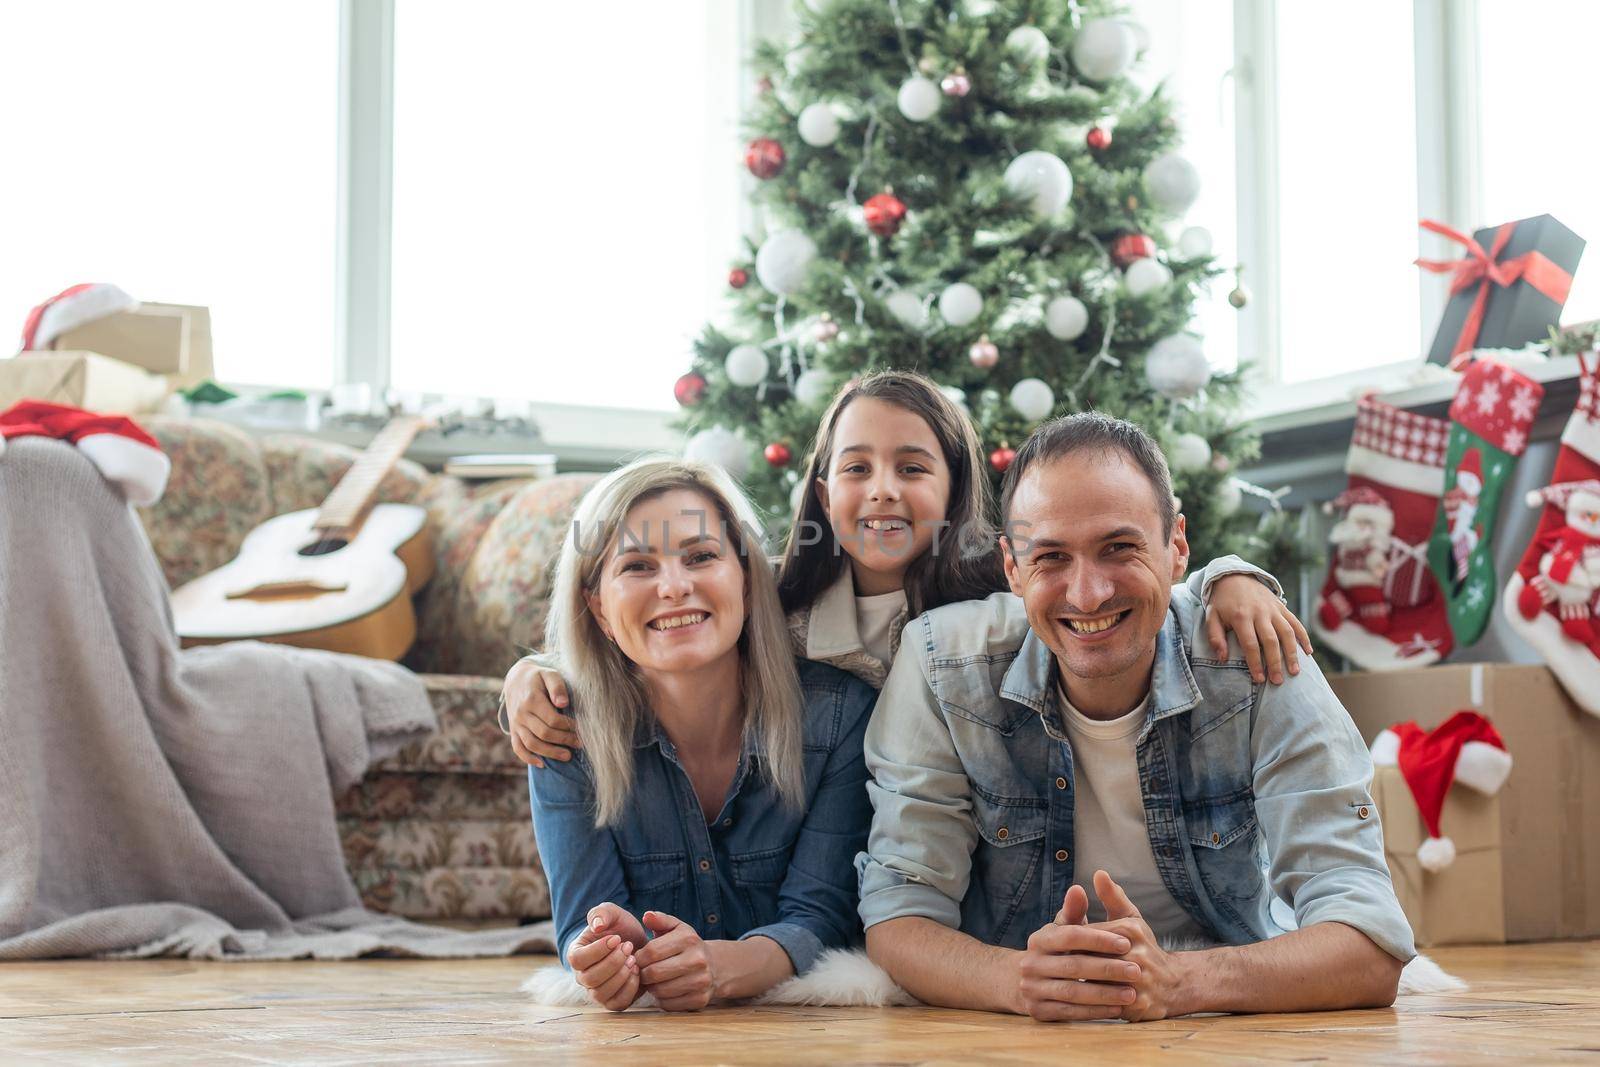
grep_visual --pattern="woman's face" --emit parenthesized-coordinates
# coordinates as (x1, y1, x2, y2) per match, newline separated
(585, 488, 749, 677)
(816, 397, 952, 590)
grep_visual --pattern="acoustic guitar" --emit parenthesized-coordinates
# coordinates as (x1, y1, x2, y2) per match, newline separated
(171, 415, 438, 661)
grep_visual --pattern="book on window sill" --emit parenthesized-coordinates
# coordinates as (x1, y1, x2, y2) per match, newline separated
(443, 453, 558, 480)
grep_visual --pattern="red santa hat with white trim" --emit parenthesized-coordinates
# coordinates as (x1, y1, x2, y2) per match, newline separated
(0, 400, 169, 505)
(19, 283, 137, 352)
(1370, 710, 1512, 871)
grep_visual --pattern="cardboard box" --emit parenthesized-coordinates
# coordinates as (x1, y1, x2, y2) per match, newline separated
(0, 352, 168, 414)
(1424, 214, 1585, 365)
(1372, 765, 1505, 946)
(47, 302, 214, 387)
(1330, 663, 1600, 942)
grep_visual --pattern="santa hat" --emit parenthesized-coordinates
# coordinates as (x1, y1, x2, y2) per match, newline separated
(1370, 710, 1512, 872)
(1454, 449, 1483, 490)
(0, 400, 169, 505)
(19, 283, 137, 352)
(1525, 479, 1600, 512)
(1324, 486, 1394, 527)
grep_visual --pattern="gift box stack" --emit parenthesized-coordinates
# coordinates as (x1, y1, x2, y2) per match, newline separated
(1, 283, 213, 414)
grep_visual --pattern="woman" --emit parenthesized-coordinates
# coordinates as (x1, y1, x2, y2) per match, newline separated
(530, 456, 875, 1012)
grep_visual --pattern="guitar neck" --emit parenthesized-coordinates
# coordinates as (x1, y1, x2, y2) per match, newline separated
(316, 416, 426, 531)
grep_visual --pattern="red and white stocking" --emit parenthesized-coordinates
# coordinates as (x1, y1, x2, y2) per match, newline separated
(1503, 353, 1600, 716)
(1314, 394, 1454, 670)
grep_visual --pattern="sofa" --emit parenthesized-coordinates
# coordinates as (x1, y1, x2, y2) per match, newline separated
(137, 416, 599, 923)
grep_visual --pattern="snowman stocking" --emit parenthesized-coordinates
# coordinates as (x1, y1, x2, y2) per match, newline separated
(1503, 353, 1600, 716)
(1426, 358, 1544, 645)
(1314, 394, 1454, 670)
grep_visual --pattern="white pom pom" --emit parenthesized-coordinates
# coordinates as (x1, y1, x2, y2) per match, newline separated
(1370, 729, 1401, 766)
(0, 433, 6, 458)
(1418, 836, 1456, 872)
(1525, 489, 1546, 508)
(1454, 741, 1513, 795)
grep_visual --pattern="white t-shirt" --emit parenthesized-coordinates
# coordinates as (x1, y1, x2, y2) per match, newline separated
(854, 589, 907, 669)
(1057, 683, 1211, 943)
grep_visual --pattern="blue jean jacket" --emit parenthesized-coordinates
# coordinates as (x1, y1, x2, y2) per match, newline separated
(530, 658, 876, 975)
(857, 587, 1416, 962)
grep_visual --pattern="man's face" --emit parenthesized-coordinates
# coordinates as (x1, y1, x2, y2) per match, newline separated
(1001, 450, 1189, 689)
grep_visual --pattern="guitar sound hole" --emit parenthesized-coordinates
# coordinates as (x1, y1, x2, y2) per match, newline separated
(298, 538, 350, 557)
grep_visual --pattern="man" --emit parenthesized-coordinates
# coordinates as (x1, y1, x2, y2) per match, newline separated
(858, 413, 1413, 1021)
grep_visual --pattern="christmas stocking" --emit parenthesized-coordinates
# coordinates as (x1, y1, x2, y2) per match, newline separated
(0, 400, 170, 505)
(1314, 394, 1454, 670)
(1503, 353, 1600, 716)
(1426, 358, 1544, 645)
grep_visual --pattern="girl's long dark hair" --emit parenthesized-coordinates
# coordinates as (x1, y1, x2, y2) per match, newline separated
(776, 371, 1005, 617)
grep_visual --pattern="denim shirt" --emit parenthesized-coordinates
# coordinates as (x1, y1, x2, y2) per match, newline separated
(857, 586, 1416, 963)
(530, 658, 876, 975)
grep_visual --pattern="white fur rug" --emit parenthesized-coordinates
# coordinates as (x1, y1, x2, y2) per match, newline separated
(521, 947, 1463, 1010)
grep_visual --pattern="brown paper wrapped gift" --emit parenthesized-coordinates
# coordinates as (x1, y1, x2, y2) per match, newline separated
(0, 352, 168, 414)
(1332, 663, 1600, 942)
(1372, 765, 1504, 946)
(47, 302, 214, 387)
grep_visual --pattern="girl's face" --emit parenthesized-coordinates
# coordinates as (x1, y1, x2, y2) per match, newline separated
(816, 397, 953, 593)
(585, 488, 748, 677)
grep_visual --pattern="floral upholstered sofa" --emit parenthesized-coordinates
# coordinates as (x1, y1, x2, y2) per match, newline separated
(137, 416, 599, 924)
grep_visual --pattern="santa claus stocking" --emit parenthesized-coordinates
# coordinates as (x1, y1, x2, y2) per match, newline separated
(1426, 358, 1544, 645)
(1503, 353, 1600, 716)
(1314, 394, 1454, 670)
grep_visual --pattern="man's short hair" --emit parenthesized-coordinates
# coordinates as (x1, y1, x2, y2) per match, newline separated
(999, 412, 1178, 540)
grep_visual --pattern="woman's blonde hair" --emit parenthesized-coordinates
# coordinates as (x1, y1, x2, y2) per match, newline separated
(545, 456, 804, 826)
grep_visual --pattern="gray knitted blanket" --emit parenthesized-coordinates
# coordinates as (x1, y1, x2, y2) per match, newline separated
(0, 436, 552, 959)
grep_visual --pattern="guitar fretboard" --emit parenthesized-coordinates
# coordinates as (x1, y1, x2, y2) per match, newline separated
(316, 417, 425, 532)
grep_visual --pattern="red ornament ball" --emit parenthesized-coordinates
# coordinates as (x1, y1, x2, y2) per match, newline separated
(673, 372, 707, 407)
(1086, 125, 1113, 151)
(989, 446, 1016, 473)
(764, 442, 792, 467)
(728, 267, 749, 289)
(941, 69, 972, 97)
(1110, 232, 1157, 269)
(745, 138, 786, 179)
(969, 335, 999, 369)
(862, 191, 908, 238)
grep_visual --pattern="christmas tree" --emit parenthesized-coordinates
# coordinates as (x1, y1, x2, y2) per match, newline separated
(675, 0, 1296, 573)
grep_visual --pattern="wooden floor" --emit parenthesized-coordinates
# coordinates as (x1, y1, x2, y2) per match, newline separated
(2, 942, 1598, 1065)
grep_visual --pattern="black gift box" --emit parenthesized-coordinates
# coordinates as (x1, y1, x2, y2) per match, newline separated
(1423, 213, 1585, 365)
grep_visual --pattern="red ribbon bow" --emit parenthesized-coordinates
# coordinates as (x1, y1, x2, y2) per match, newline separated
(1415, 219, 1574, 370)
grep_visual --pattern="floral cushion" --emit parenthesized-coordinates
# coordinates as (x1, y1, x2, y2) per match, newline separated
(349, 866, 552, 921)
(338, 816, 540, 871)
(138, 417, 274, 589)
(260, 433, 431, 516)
(336, 772, 529, 822)
(375, 675, 526, 775)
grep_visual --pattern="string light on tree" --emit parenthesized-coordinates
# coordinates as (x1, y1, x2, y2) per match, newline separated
(1009, 377, 1055, 421)
(744, 138, 786, 179)
(939, 282, 983, 327)
(897, 75, 941, 121)
(1045, 295, 1089, 340)
(724, 344, 769, 387)
(969, 335, 999, 369)
(797, 103, 841, 147)
(1003, 150, 1074, 219)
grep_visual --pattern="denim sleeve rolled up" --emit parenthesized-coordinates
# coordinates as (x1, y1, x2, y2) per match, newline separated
(529, 658, 874, 977)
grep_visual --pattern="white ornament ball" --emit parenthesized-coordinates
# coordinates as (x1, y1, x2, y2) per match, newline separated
(1123, 256, 1173, 297)
(755, 229, 818, 295)
(793, 368, 832, 407)
(1005, 25, 1052, 65)
(1045, 295, 1089, 340)
(1119, 18, 1152, 55)
(897, 76, 941, 122)
(1216, 477, 1243, 516)
(797, 103, 841, 147)
(1003, 150, 1074, 219)
(938, 282, 983, 327)
(1070, 19, 1137, 81)
(1146, 334, 1212, 399)
(1177, 226, 1213, 259)
(1009, 378, 1055, 422)
(1170, 432, 1212, 472)
(1144, 152, 1202, 214)
(885, 289, 928, 330)
(685, 426, 751, 480)
(724, 344, 769, 387)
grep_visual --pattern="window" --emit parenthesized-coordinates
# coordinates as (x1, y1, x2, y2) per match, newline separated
(1478, 0, 1600, 326)
(0, 1, 340, 387)
(388, 1, 744, 410)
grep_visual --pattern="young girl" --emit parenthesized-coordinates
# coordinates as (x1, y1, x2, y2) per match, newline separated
(503, 371, 1310, 765)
